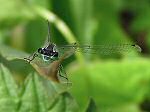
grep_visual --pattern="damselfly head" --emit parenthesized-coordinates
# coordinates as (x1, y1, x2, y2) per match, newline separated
(38, 48, 44, 54)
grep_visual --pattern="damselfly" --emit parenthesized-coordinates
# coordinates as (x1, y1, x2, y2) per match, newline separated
(24, 20, 142, 83)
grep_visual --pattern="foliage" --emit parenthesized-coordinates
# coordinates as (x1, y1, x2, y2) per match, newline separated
(0, 0, 150, 112)
(0, 63, 79, 112)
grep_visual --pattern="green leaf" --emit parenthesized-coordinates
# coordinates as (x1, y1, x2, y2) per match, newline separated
(0, 63, 79, 112)
(85, 98, 97, 112)
(18, 73, 48, 112)
(69, 58, 150, 111)
(0, 63, 19, 111)
(18, 73, 66, 112)
(18, 73, 79, 112)
(48, 92, 79, 112)
(0, 44, 29, 61)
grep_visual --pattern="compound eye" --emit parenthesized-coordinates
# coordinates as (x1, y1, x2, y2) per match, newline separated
(38, 48, 43, 54)
(53, 45, 58, 52)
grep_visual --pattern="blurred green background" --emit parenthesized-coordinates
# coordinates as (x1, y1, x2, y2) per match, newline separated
(0, 0, 150, 112)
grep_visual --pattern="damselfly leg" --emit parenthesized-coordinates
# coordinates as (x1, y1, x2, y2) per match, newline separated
(24, 51, 38, 63)
(58, 64, 72, 86)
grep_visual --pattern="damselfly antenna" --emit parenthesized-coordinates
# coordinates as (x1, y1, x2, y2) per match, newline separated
(47, 20, 51, 44)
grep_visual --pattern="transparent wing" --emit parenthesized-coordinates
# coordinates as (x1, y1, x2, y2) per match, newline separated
(56, 43, 76, 58)
(57, 43, 142, 56)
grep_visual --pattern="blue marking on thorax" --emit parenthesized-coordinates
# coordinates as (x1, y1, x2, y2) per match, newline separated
(42, 55, 58, 62)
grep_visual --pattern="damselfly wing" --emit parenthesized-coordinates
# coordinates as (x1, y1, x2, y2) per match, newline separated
(57, 43, 141, 56)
